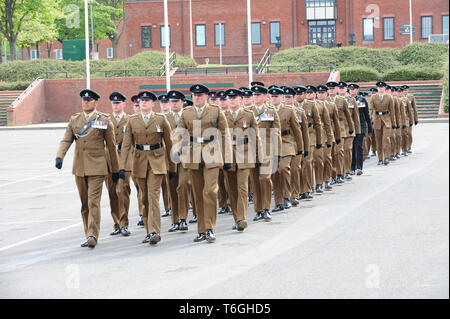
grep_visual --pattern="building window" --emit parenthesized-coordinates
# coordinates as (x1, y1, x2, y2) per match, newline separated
(160, 25, 171, 48)
(251, 22, 261, 45)
(306, 0, 336, 20)
(383, 17, 395, 40)
(308, 20, 336, 48)
(196, 24, 206, 47)
(54, 49, 63, 60)
(363, 18, 374, 41)
(31, 49, 40, 60)
(214, 23, 225, 46)
(107, 48, 114, 59)
(421, 16, 433, 39)
(443, 15, 449, 35)
(141, 26, 152, 48)
(270, 21, 280, 44)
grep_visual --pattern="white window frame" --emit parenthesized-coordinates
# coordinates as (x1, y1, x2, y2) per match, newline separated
(107, 47, 114, 59)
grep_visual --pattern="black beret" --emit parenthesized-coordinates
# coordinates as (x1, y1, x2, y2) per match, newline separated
(109, 91, 126, 103)
(326, 81, 339, 88)
(268, 87, 284, 96)
(131, 95, 139, 104)
(338, 81, 348, 88)
(225, 88, 243, 97)
(376, 81, 387, 88)
(268, 84, 279, 90)
(306, 85, 317, 93)
(183, 99, 193, 107)
(138, 91, 157, 101)
(242, 90, 253, 97)
(80, 89, 100, 100)
(158, 94, 169, 102)
(293, 85, 307, 94)
(316, 85, 329, 92)
(369, 88, 378, 93)
(190, 84, 209, 94)
(217, 90, 227, 100)
(167, 90, 185, 101)
(348, 83, 360, 90)
(251, 85, 268, 95)
(283, 86, 296, 96)
(251, 81, 265, 87)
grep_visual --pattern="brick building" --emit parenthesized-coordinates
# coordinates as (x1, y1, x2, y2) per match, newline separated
(20, 0, 449, 63)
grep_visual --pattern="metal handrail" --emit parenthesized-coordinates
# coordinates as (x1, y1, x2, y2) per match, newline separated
(256, 48, 271, 74)
(159, 52, 177, 77)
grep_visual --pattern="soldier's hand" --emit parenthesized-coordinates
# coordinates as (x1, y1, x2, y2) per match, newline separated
(409, 123, 413, 127)
(402, 125, 406, 129)
(255, 162, 261, 168)
(112, 172, 119, 183)
(119, 169, 126, 180)
(223, 163, 232, 171)
(169, 172, 177, 180)
(336, 139, 341, 144)
(415, 121, 418, 126)
(316, 144, 322, 149)
(326, 144, 332, 148)
(349, 130, 354, 135)
(297, 150, 303, 156)
(304, 151, 309, 157)
(172, 151, 181, 163)
(55, 158, 63, 169)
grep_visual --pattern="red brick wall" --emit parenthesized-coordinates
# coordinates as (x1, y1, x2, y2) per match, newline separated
(8, 72, 330, 125)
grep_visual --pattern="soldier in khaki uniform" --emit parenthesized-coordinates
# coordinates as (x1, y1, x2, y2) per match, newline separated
(130, 95, 145, 227)
(165, 90, 190, 232)
(308, 85, 334, 193)
(326, 81, 353, 184)
(55, 89, 119, 249)
(120, 91, 175, 245)
(364, 88, 378, 159)
(223, 88, 258, 231)
(290, 86, 310, 203)
(392, 87, 403, 160)
(105, 92, 131, 237)
(270, 87, 304, 212)
(368, 82, 396, 165)
(402, 85, 419, 154)
(316, 85, 341, 190)
(175, 84, 231, 243)
(398, 87, 415, 156)
(158, 94, 173, 218)
(338, 82, 360, 180)
(247, 85, 281, 221)
(299, 86, 322, 199)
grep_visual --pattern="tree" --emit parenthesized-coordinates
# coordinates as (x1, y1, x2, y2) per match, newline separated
(0, 0, 46, 61)
(98, 0, 127, 59)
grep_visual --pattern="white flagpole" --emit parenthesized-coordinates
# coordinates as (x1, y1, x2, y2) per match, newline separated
(189, 0, 194, 59)
(409, 0, 413, 44)
(219, 22, 223, 65)
(247, 0, 253, 86)
(164, 0, 171, 91)
(84, 0, 90, 89)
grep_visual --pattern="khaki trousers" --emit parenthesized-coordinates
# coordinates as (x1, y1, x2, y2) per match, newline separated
(343, 136, 354, 174)
(218, 169, 229, 208)
(301, 145, 315, 194)
(132, 175, 144, 217)
(272, 155, 293, 205)
(374, 125, 392, 161)
(313, 146, 324, 185)
(189, 165, 220, 234)
(225, 168, 250, 223)
(332, 141, 344, 177)
(137, 167, 164, 235)
(290, 154, 302, 198)
(75, 175, 105, 239)
(252, 162, 273, 211)
(161, 175, 171, 211)
(323, 143, 334, 182)
(106, 172, 131, 230)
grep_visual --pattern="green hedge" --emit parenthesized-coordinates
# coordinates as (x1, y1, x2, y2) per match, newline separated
(382, 65, 445, 81)
(0, 81, 33, 91)
(0, 51, 197, 83)
(339, 66, 381, 82)
(443, 60, 449, 113)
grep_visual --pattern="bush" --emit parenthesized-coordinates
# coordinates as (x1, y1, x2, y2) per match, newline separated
(382, 65, 444, 81)
(397, 43, 449, 66)
(0, 51, 197, 82)
(339, 66, 381, 82)
(443, 60, 449, 113)
(0, 80, 33, 91)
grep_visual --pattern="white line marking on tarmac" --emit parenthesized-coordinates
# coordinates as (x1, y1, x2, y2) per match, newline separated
(0, 172, 63, 188)
(0, 222, 82, 252)
(0, 219, 80, 225)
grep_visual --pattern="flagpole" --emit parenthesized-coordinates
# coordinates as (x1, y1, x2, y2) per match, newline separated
(247, 0, 253, 86)
(164, 0, 171, 91)
(409, 0, 413, 44)
(84, 0, 90, 89)
(189, 0, 193, 59)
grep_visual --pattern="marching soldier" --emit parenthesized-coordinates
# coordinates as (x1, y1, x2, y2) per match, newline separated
(175, 84, 231, 243)
(120, 91, 175, 245)
(364, 88, 378, 159)
(131, 95, 145, 226)
(402, 85, 418, 154)
(223, 88, 258, 231)
(208, 91, 219, 106)
(270, 87, 304, 212)
(368, 82, 396, 165)
(158, 94, 172, 218)
(248, 85, 281, 221)
(326, 81, 353, 184)
(399, 87, 415, 156)
(165, 90, 190, 232)
(309, 85, 334, 193)
(55, 89, 119, 249)
(106, 92, 131, 237)
(391, 87, 403, 160)
(316, 85, 341, 190)
(349, 85, 373, 175)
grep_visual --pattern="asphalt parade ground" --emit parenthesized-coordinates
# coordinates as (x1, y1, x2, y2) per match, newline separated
(0, 123, 448, 299)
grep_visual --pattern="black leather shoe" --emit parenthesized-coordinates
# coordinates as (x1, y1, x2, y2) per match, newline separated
(253, 212, 263, 221)
(263, 210, 272, 222)
(189, 215, 197, 223)
(218, 207, 227, 214)
(137, 216, 144, 226)
(383, 158, 390, 165)
(168, 223, 179, 232)
(377, 160, 383, 165)
(336, 175, 344, 183)
(232, 223, 238, 230)
(350, 170, 355, 175)
(142, 235, 151, 243)
(344, 173, 352, 180)
(305, 192, 313, 199)
(390, 156, 396, 161)
(407, 150, 412, 154)
(291, 197, 299, 206)
(395, 153, 401, 159)
(110, 228, 120, 236)
(194, 233, 206, 242)
(162, 209, 171, 217)
(149, 232, 161, 245)
(237, 220, 248, 232)
(324, 181, 332, 190)
(284, 198, 291, 209)
(87, 236, 97, 248)
(225, 204, 232, 214)
(248, 194, 254, 203)
(356, 169, 363, 176)
(179, 219, 188, 231)
(371, 151, 377, 157)
(272, 204, 284, 212)
(120, 227, 130, 236)
(81, 240, 88, 247)
(299, 193, 305, 200)
(330, 178, 336, 185)
(315, 184, 323, 193)
(206, 229, 216, 242)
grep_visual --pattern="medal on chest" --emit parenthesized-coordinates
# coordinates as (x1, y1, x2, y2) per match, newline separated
(92, 120, 108, 130)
